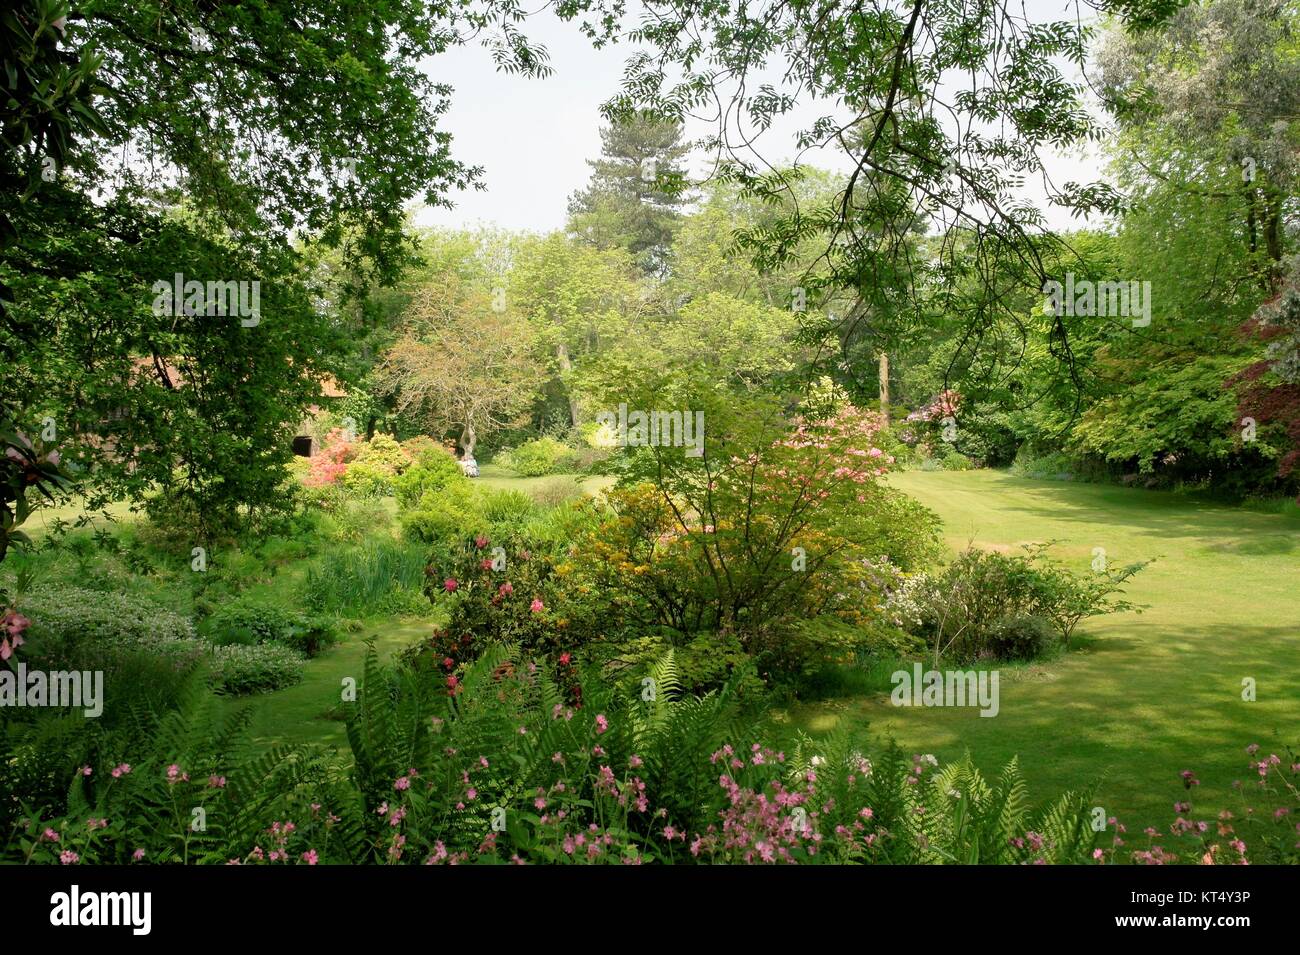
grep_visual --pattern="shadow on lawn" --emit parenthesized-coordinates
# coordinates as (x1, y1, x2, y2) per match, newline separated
(984, 476, 1300, 545)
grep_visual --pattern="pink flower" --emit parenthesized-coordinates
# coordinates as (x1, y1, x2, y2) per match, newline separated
(595, 714, 609, 735)
(59, 850, 79, 865)
(498, 582, 514, 596)
(529, 598, 544, 613)
(132, 849, 145, 861)
(302, 849, 319, 865)
(443, 578, 459, 592)
(475, 535, 489, 549)
(111, 763, 132, 778)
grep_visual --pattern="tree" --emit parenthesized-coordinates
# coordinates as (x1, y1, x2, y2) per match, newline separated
(1099, 0, 1300, 291)
(567, 111, 691, 275)
(2, 0, 558, 534)
(554, 0, 1190, 396)
(377, 276, 544, 458)
(509, 233, 642, 427)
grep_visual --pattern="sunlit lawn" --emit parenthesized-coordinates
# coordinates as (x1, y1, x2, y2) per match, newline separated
(784, 470, 1300, 833)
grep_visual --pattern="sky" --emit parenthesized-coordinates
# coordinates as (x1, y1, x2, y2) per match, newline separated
(414, 2, 1110, 235)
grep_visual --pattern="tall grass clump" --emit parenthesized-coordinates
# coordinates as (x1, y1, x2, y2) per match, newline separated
(304, 540, 429, 616)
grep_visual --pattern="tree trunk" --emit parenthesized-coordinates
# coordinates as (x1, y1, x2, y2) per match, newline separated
(556, 341, 579, 426)
(878, 351, 890, 425)
(460, 419, 476, 458)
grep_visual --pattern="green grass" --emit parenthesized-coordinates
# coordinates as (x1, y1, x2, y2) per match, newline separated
(219, 616, 437, 749)
(784, 470, 1300, 833)
(476, 462, 614, 496)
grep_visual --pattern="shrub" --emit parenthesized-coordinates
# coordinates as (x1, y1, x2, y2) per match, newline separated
(21, 585, 196, 647)
(400, 435, 449, 460)
(393, 445, 467, 510)
(499, 436, 573, 476)
(341, 433, 411, 497)
(887, 544, 1150, 664)
(208, 643, 306, 695)
(203, 600, 339, 657)
(419, 526, 609, 680)
(399, 481, 486, 567)
(304, 428, 356, 487)
(527, 475, 587, 509)
(988, 613, 1057, 661)
(939, 447, 973, 471)
(577, 403, 938, 684)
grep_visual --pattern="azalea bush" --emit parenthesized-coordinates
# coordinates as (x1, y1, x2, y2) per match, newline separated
(584, 399, 940, 683)
(408, 512, 609, 690)
(302, 428, 355, 488)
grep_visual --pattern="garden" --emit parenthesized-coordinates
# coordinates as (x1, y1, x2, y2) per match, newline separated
(1, 0, 1298, 872)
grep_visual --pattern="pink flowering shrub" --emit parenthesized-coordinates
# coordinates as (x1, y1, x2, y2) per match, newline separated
(302, 427, 355, 487)
(587, 400, 941, 685)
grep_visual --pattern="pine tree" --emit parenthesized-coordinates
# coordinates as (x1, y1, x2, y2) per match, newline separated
(566, 112, 691, 275)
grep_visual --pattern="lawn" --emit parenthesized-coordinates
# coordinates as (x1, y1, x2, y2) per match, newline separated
(786, 470, 1300, 833)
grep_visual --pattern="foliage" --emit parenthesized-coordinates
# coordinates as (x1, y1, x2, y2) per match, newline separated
(340, 433, 410, 497)
(888, 544, 1150, 664)
(498, 436, 574, 476)
(392, 444, 467, 509)
(203, 600, 339, 658)
(207, 644, 306, 696)
(303, 540, 430, 617)
(580, 400, 938, 682)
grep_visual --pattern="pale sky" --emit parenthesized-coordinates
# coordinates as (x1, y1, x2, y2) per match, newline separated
(415, 1, 1110, 235)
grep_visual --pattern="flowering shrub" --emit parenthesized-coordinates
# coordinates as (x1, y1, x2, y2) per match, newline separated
(408, 519, 607, 693)
(584, 403, 939, 683)
(885, 544, 1149, 664)
(303, 428, 355, 487)
(498, 436, 574, 477)
(207, 643, 305, 695)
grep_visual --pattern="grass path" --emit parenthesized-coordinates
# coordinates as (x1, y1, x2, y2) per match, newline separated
(787, 471, 1300, 832)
